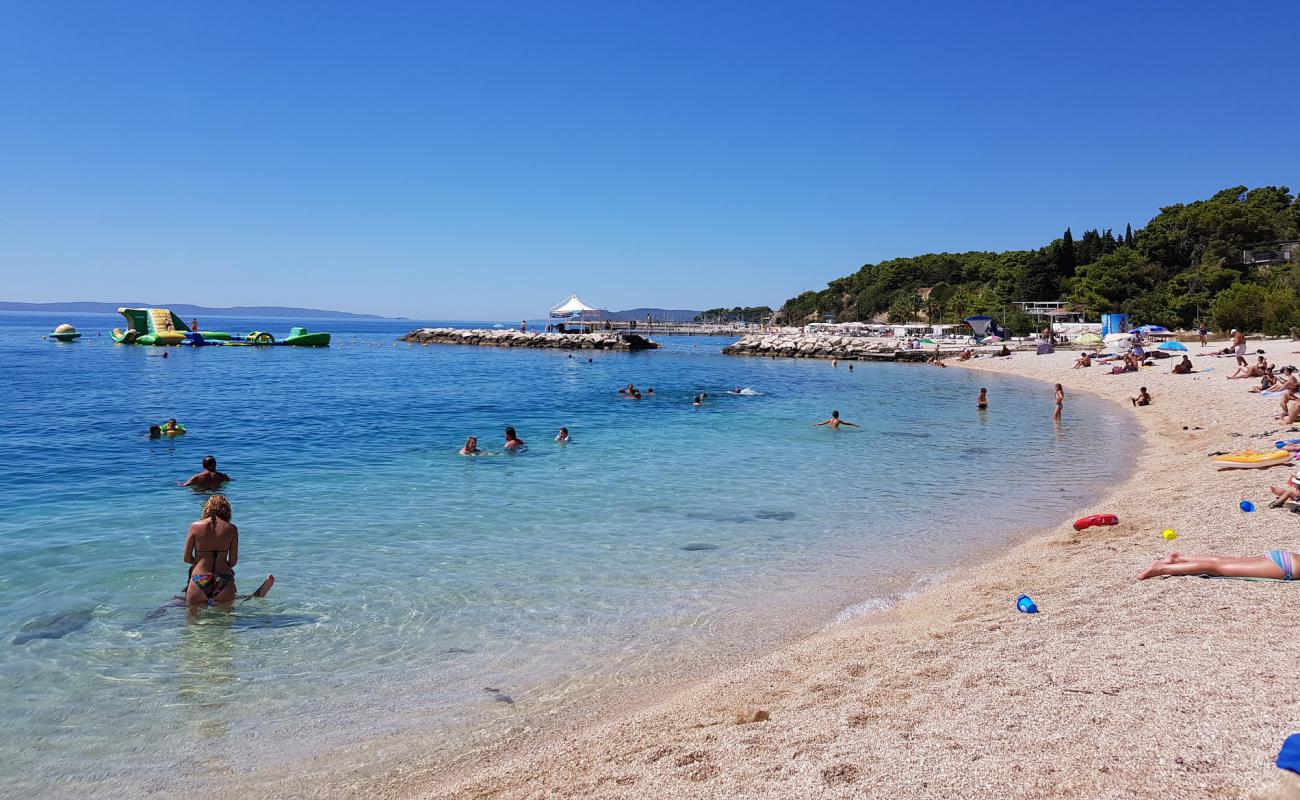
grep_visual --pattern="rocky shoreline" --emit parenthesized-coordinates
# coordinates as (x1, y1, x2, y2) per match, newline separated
(400, 327, 660, 350)
(722, 332, 997, 361)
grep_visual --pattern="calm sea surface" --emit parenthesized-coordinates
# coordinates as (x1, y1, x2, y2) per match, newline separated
(0, 311, 1133, 796)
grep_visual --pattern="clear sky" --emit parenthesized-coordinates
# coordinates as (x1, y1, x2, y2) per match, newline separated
(1, 1, 1296, 319)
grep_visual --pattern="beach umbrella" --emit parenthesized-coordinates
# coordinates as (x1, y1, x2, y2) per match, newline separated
(983, 335, 1003, 343)
(1075, 333, 1103, 345)
(1157, 340, 1188, 351)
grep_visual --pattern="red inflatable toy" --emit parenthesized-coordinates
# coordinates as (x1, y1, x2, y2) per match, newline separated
(1073, 514, 1119, 531)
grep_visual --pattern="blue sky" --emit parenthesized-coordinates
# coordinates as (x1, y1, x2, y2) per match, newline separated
(1, 1, 1296, 319)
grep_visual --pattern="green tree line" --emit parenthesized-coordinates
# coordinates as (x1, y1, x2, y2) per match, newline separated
(695, 306, 774, 324)
(780, 186, 1300, 335)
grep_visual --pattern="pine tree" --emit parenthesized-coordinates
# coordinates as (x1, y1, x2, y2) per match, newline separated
(1124, 223, 1133, 246)
(1058, 228, 1077, 278)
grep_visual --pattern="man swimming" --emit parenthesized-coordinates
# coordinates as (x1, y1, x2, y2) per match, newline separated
(815, 410, 858, 429)
(179, 456, 231, 489)
(504, 426, 526, 450)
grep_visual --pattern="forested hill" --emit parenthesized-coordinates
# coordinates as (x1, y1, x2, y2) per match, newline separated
(781, 186, 1300, 335)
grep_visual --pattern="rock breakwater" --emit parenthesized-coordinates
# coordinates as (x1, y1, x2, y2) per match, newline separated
(723, 333, 977, 361)
(400, 328, 659, 350)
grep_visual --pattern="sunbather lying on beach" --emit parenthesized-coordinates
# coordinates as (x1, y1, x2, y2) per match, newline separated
(1138, 550, 1296, 581)
(815, 410, 858, 429)
(1228, 355, 1269, 379)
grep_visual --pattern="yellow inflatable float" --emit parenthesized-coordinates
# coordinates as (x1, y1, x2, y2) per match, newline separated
(1211, 450, 1292, 469)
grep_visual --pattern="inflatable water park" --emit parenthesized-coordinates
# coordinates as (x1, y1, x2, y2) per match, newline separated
(110, 308, 330, 347)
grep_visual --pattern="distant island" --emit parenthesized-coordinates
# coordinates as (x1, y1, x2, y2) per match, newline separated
(0, 301, 386, 319)
(593, 307, 703, 322)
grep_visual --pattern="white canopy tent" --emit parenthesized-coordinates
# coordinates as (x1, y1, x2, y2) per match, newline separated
(549, 293, 600, 320)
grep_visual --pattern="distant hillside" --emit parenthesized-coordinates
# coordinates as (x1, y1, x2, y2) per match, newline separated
(0, 301, 385, 319)
(595, 307, 702, 322)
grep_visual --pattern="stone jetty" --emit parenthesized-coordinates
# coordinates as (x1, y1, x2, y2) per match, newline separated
(400, 327, 659, 350)
(722, 332, 999, 361)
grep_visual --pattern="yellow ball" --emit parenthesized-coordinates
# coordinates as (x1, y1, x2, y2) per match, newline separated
(1162, 529, 1177, 541)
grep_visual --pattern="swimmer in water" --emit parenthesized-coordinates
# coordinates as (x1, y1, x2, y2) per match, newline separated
(555, 427, 570, 443)
(977, 388, 988, 409)
(646, 387, 655, 395)
(692, 395, 702, 407)
(815, 410, 858, 429)
(459, 436, 483, 455)
(163, 418, 181, 434)
(1054, 383, 1064, 422)
(179, 456, 231, 489)
(504, 426, 526, 450)
(149, 425, 162, 439)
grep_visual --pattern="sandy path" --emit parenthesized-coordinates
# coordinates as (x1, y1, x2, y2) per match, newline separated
(266, 341, 1300, 799)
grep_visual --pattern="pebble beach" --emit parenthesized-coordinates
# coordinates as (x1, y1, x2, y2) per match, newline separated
(313, 338, 1300, 800)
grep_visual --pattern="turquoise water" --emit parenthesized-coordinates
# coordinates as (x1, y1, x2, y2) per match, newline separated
(0, 312, 1132, 796)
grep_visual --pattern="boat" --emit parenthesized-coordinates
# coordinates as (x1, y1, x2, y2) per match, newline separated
(110, 308, 329, 347)
(49, 323, 82, 342)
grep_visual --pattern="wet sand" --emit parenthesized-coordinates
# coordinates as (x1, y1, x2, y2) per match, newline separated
(253, 340, 1300, 799)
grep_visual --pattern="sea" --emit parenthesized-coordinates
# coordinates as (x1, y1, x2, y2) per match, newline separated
(0, 311, 1134, 796)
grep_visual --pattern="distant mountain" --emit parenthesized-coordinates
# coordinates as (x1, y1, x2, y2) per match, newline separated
(595, 307, 703, 322)
(0, 301, 385, 319)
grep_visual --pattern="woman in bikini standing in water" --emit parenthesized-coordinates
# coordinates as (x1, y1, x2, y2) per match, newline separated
(184, 495, 258, 605)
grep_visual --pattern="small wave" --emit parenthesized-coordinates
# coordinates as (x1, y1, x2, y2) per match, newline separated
(825, 571, 951, 628)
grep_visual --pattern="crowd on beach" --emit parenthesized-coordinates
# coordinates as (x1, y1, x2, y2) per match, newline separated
(954, 325, 1300, 583)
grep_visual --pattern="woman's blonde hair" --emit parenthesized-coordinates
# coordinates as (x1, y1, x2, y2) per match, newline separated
(202, 495, 232, 521)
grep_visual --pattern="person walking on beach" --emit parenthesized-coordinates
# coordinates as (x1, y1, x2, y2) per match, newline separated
(1197, 321, 1208, 347)
(504, 426, 526, 450)
(179, 456, 231, 489)
(815, 410, 858, 429)
(183, 495, 239, 605)
(977, 388, 988, 410)
(1053, 384, 1064, 423)
(1232, 329, 1248, 367)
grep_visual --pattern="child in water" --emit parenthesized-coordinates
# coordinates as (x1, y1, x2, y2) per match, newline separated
(1053, 384, 1064, 422)
(977, 388, 988, 410)
(555, 427, 570, 443)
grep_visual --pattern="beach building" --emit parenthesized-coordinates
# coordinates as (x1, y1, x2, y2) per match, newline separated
(1242, 240, 1298, 267)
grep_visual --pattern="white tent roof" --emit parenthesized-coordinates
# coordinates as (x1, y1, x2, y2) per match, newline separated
(550, 293, 600, 317)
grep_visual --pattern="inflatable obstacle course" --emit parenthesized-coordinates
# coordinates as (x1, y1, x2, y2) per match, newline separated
(111, 308, 329, 347)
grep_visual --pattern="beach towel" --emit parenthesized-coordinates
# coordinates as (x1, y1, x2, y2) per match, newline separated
(1277, 734, 1300, 774)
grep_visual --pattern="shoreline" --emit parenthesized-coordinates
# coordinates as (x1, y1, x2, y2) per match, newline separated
(374, 341, 1300, 799)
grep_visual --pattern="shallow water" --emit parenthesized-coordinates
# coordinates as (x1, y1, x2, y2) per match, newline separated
(0, 312, 1134, 795)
